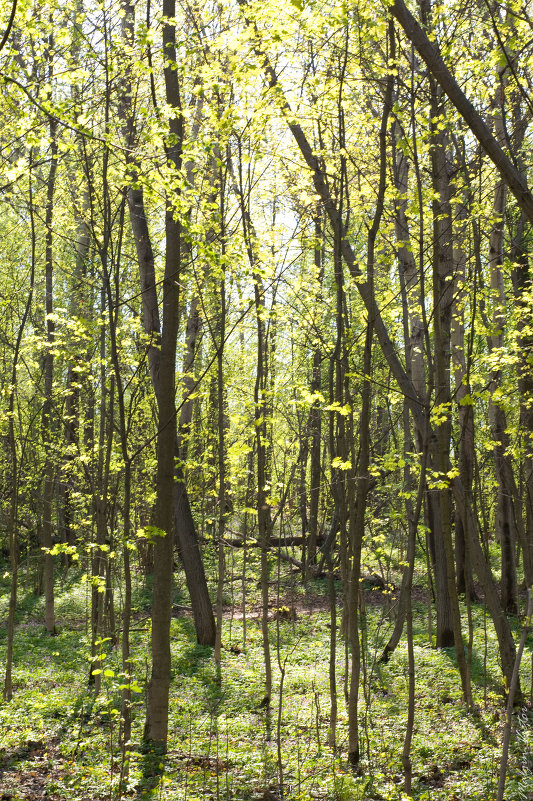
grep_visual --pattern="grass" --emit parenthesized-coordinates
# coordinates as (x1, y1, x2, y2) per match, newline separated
(0, 563, 531, 800)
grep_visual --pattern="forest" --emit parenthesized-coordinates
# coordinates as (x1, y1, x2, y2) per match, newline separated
(0, 0, 533, 798)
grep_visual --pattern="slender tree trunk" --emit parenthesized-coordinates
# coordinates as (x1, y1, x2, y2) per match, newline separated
(61, 203, 90, 559)
(4, 156, 37, 699)
(61, 2, 90, 561)
(255, 257, 272, 705)
(244, 11, 517, 693)
(215, 206, 228, 665)
(119, 0, 215, 648)
(234, 147, 273, 702)
(380, 123, 428, 662)
(347, 322, 371, 769)
(513, 221, 533, 594)
(307, 214, 324, 572)
(120, 461, 132, 767)
(89, 284, 113, 692)
(485, 84, 521, 611)
(143, 0, 183, 754)
(348, 47, 393, 766)
(428, 72, 470, 703)
(451, 199, 476, 601)
(177, 295, 201, 462)
(497, 589, 533, 801)
(402, 404, 427, 794)
(327, 552, 337, 750)
(100, 196, 133, 770)
(453, 477, 519, 694)
(41, 105, 58, 637)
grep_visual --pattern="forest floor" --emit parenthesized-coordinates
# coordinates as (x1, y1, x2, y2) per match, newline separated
(0, 567, 532, 801)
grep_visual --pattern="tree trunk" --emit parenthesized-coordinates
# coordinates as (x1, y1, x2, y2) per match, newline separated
(119, 0, 215, 648)
(41, 106, 58, 637)
(215, 198, 228, 665)
(451, 198, 476, 600)
(427, 67, 470, 702)
(143, 0, 184, 754)
(4, 153, 37, 698)
(307, 213, 324, 571)
(348, 54, 392, 766)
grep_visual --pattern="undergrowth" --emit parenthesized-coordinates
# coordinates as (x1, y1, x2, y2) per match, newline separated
(0, 566, 531, 801)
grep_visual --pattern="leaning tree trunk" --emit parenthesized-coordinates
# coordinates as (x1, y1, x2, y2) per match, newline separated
(389, 0, 533, 225)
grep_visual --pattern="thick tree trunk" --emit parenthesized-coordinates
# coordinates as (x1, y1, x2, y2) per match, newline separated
(144, 218, 180, 749)
(127, 183, 216, 648)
